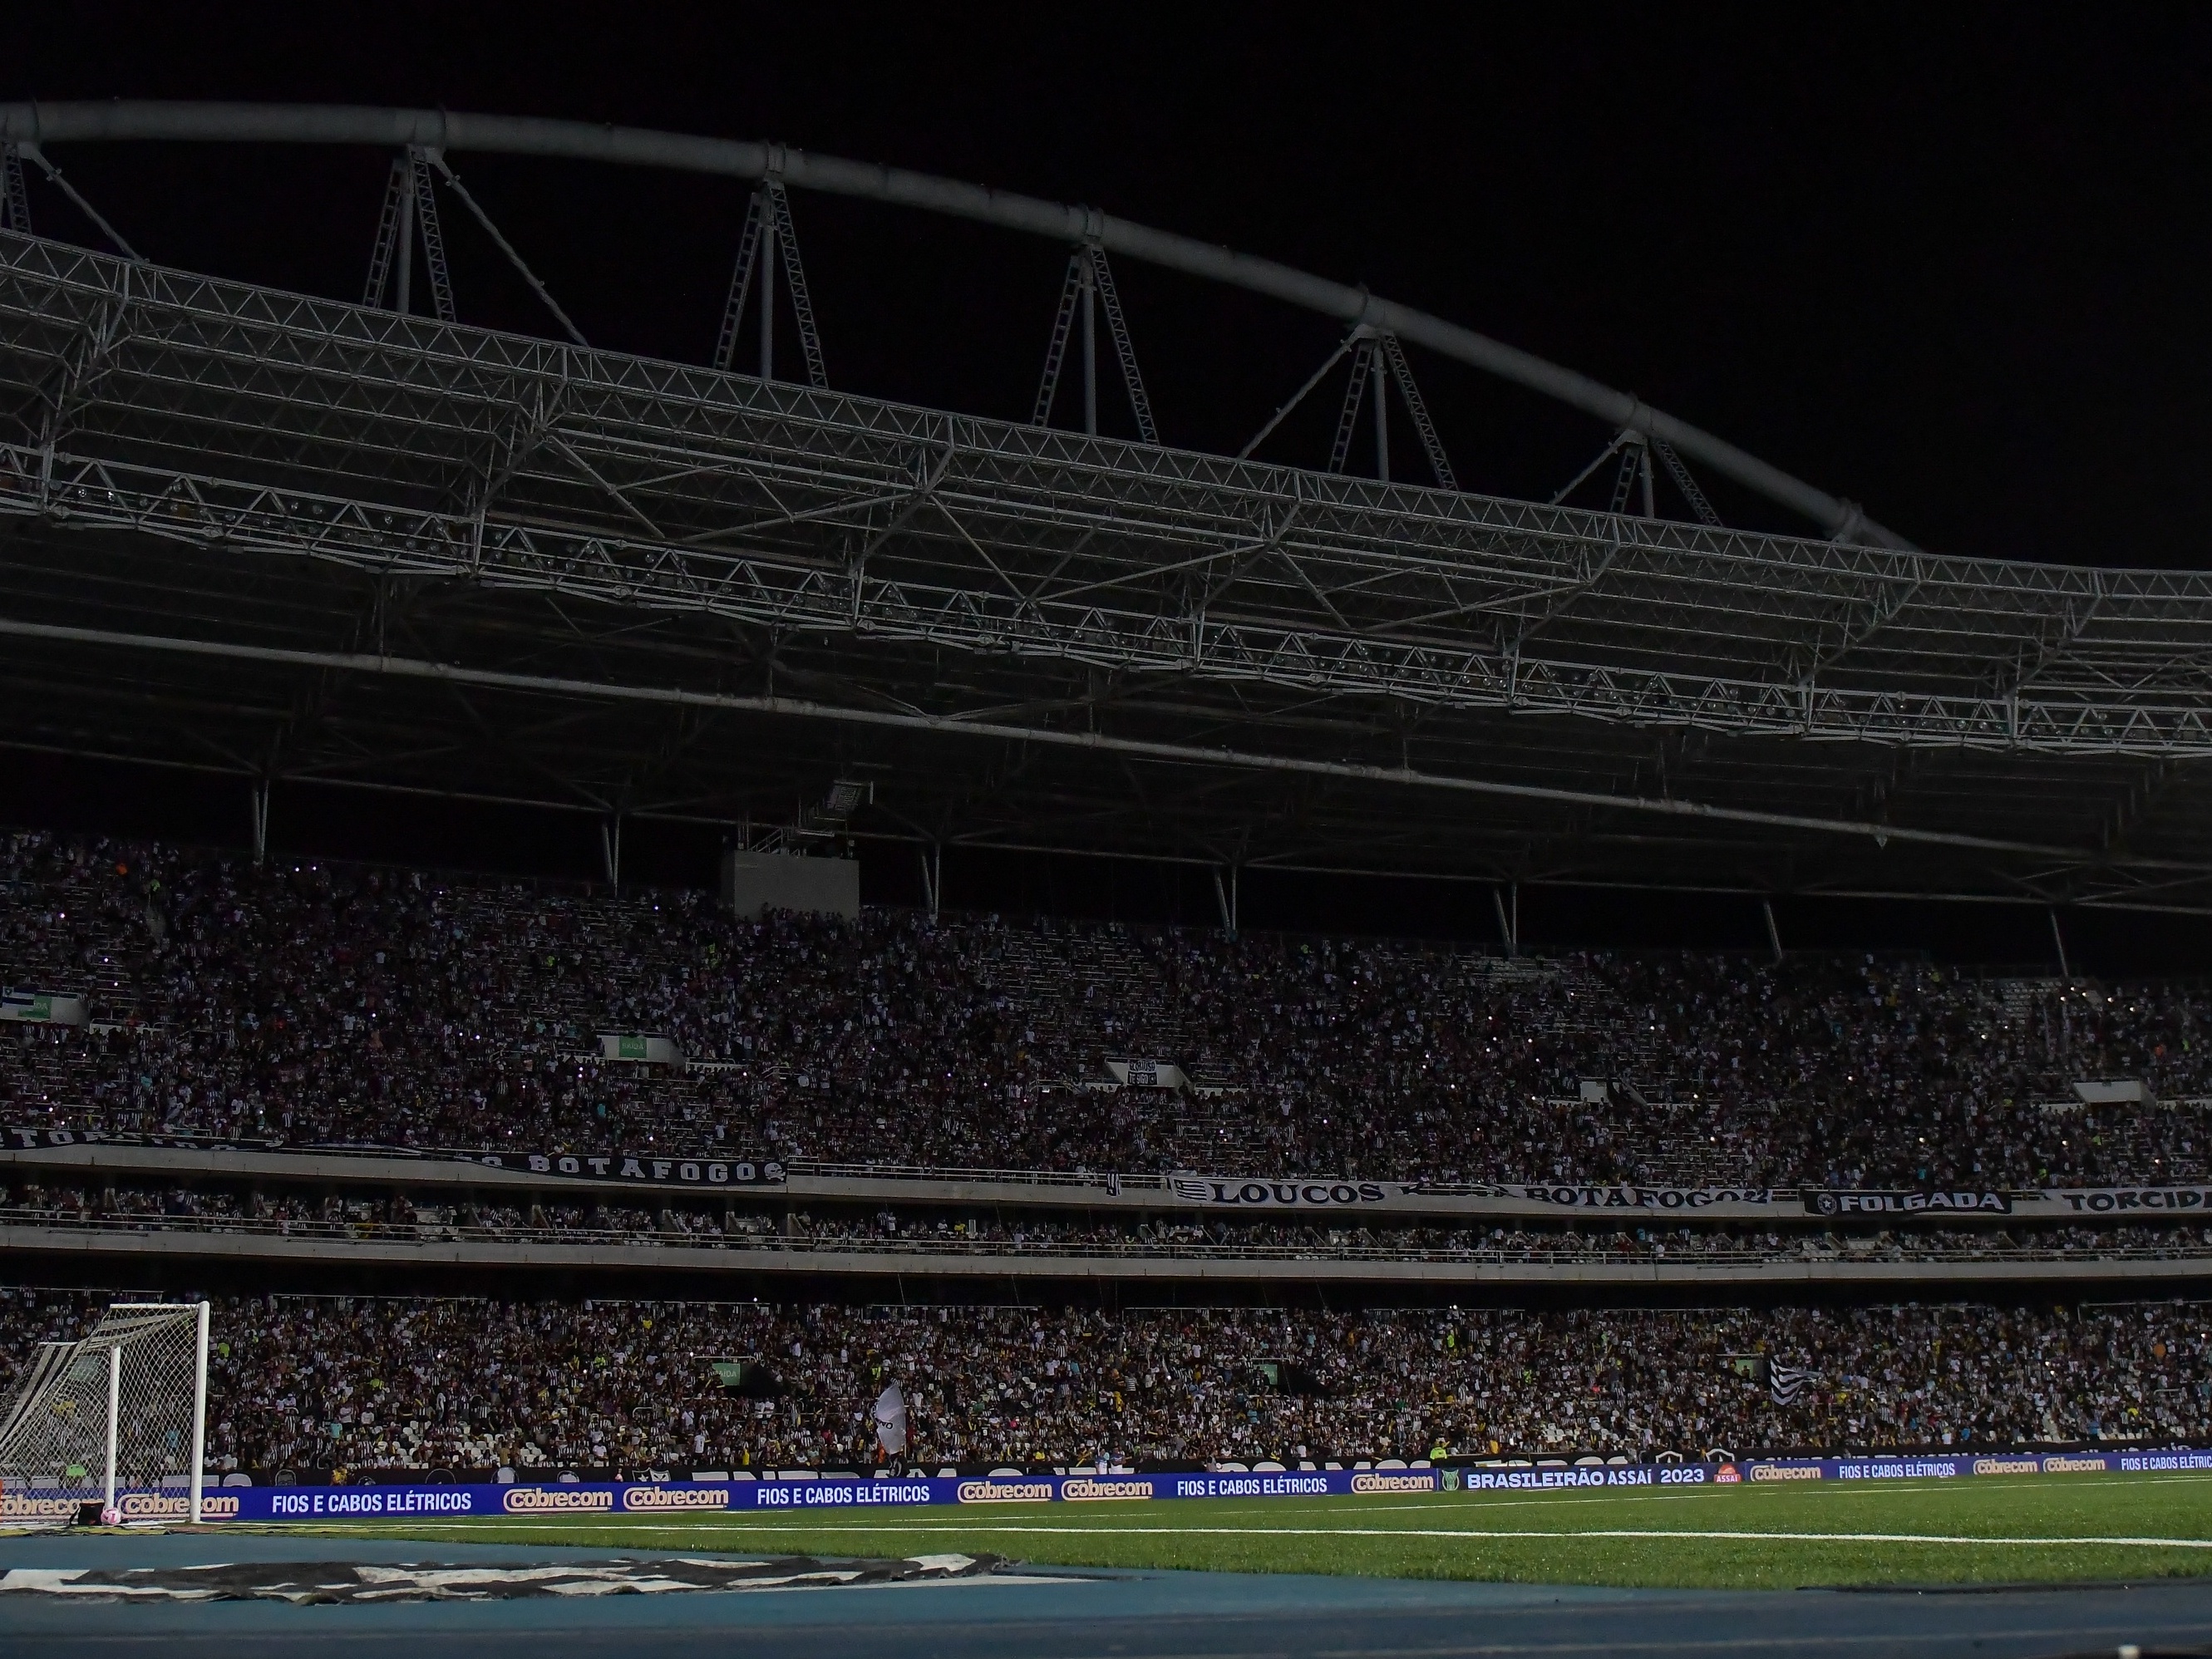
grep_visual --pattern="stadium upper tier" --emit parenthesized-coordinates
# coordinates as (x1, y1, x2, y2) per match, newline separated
(5, 832, 2209, 1190)
(0, 108, 2207, 895)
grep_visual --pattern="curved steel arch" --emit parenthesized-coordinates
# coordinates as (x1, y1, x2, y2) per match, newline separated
(0, 98, 1911, 549)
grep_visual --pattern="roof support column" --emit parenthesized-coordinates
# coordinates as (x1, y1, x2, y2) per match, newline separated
(1081, 252, 1096, 436)
(0, 143, 28, 234)
(1373, 353, 1390, 481)
(759, 204, 775, 381)
(393, 157, 414, 313)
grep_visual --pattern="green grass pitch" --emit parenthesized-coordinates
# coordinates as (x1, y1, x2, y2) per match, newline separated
(271, 1471, 2212, 1590)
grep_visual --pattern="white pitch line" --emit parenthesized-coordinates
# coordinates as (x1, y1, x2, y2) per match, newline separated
(1309, 1529, 2212, 1549)
(318, 1519, 2212, 1549)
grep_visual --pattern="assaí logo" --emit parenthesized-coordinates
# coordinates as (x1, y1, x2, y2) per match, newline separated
(621, 1485, 731, 1511)
(1350, 1471, 1437, 1494)
(503, 1486, 616, 1513)
(1713, 1464, 1742, 1484)
(1060, 1478, 1155, 1502)
(955, 1480, 1054, 1503)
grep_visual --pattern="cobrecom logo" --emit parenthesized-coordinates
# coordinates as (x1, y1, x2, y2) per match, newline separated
(621, 1485, 731, 1510)
(504, 1486, 615, 1513)
(1060, 1478, 1155, 1501)
(0, 1493, 86, 1521)
(117, 1492, 240, 1521)
(955, 1480, 1054, 1503)
(1350, 1471, 1436, 1494)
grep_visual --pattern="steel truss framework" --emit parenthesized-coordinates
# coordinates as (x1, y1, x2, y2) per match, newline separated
(0, 100, 1908, 546)
(0, 143, 2204, 903)
(5, 234, 2208, 746)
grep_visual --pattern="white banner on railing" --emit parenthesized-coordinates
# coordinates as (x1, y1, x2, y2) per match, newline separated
(1106, 1058, 1187, 1090)
(597, 1033, 683, 1065)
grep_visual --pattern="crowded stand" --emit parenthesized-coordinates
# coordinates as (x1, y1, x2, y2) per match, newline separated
(9, 829, 2212, 1489)
(5, 829, 2212, 1191)
(2, 1287, 2203, 1475)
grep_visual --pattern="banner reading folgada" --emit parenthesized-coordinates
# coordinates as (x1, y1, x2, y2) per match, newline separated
(1803, 1189, 2012, 1217)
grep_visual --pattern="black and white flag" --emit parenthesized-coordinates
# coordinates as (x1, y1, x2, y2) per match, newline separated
(873, 1381, 909, 1455)
(1770, 1365, 1813, 1406)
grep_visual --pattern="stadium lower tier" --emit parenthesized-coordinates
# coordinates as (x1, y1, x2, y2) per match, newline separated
(2, 1289, 2204, 1476)
(7, 830, 2212, 1191)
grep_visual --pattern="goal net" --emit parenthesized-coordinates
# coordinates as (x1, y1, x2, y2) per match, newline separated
(0, 1302, 209, 1520)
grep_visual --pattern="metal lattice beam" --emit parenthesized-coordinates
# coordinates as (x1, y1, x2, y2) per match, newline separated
(1329, 339, 1376, 476)
(404, 147, 455, 324)
(1379, 332, 1456, 492)
(1031, 249, 1086, 427)
(1653, 436, 1720, 528)
(361, 156, 408, 310)
(0, 230, 2206, 757)
(0, 224, 2210, 907)
(761, 181, 825, 390)
(1086, 246, 1154, 444)
(0, 145, 28, 237)
(712, 191, 767, 376)
(0, 101, 1913, 546)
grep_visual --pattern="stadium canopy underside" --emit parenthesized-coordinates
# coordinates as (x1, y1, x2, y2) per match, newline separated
(2, 230, 2210, 910)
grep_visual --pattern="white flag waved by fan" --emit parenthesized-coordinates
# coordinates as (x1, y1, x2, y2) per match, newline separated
(872, 1382, 908, 1455)
(1770, 1366, 1813, 1406)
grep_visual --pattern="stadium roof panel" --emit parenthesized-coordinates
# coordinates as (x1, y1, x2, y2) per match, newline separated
(0, 113, 2208, 907)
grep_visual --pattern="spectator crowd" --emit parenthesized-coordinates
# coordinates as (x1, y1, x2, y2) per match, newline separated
(12, 844, 2211, 1498)
(2, 1288, 2204, 1476)
(4, 829, 2211, 1190)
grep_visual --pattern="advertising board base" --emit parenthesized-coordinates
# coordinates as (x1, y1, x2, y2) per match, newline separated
(6, 1451, 2200, 1525)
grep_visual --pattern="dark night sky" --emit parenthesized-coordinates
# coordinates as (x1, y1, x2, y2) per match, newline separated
(9, 8, 2211, 964)
(15, 6, 2211, 563)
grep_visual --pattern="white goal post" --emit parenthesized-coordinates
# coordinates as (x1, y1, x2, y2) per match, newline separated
(0, 1302, 209, 1522)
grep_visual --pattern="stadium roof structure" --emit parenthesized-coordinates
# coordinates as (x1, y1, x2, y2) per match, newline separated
(2, 102, 2210, 912)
